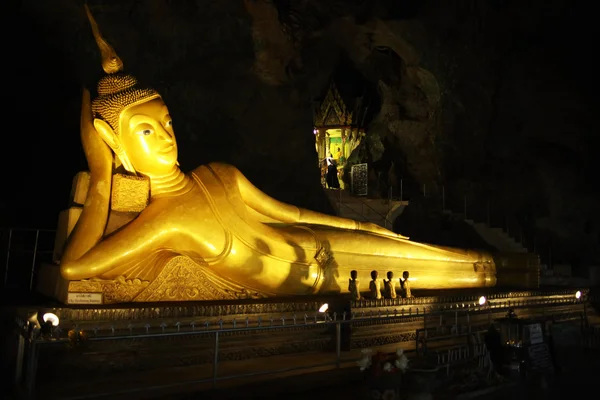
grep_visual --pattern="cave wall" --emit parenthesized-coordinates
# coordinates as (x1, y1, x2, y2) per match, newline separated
(6, 0, 599, 266)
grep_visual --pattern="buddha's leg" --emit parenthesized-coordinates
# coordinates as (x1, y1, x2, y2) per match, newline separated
(310, 228, 496, 291)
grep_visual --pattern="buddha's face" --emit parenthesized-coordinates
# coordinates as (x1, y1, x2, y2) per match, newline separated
(117, 97, 177, 176)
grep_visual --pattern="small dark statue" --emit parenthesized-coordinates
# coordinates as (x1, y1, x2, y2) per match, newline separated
(384, 271, 397, 299)
(348, 270, 361, 301)
(369, 270, 382, 300)
(400, 271, 412, 298)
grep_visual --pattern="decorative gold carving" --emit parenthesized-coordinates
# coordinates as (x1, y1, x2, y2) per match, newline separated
(133, 256, 266, 302)
(69, 276, 148, 304)
(314, 247, 333, 268)
(111, 174, 150, 212)
(315, 82, 352, 127)
(65, 257, 267, 304)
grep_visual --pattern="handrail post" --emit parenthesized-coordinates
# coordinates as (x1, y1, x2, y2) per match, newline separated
(335, 322, 341, 369)
(442, 186, 445, 211)
(15, 332, 25, 386)
(4, 228, 12, 287)
(25, 337, 38, 399)
(29, 230, 40, 290)
(400, 179, 403, 202)
(213, 331, 219, 388)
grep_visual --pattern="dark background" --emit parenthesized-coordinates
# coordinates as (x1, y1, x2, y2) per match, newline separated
(3, 0, 599, 267)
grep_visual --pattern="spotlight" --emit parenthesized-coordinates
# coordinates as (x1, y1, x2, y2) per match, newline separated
(318, 303, 329, 313)
(42, 313, 60, 327)
(575, 291, 582, 300)
(478, 296, 487, 306)
(27, 312, 41, 330)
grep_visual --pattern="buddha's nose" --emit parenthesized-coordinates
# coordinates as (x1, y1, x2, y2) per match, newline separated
(158, 128, 173, 143)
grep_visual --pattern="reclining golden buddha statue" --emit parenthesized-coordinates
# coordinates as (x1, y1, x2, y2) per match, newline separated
(39, 6, 498, 304)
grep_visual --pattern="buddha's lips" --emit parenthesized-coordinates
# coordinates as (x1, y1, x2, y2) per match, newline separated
(159, 145, 175, 153)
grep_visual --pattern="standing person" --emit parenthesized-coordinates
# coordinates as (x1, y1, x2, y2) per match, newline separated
(326, 154, 340, 189)
(400, 271, 412, 298)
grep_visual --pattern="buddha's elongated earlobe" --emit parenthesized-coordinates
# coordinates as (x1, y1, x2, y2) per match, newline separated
(93, 118, 136, 174)
(114, 149, 136, 174)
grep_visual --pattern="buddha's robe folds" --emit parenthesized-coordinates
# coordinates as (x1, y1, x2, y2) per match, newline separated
(100, 163, 496, 296)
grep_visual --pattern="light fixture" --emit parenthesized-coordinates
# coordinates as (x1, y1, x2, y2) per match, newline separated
(42, 312, 60, 327)
(575, 291, 582, 300)
(318, 303, 329, 313)
(478, 296, 487, 306)
(27, 312, 41, 330)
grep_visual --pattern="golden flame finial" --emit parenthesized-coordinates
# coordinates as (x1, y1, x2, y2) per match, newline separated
(85, 4, 124, 74)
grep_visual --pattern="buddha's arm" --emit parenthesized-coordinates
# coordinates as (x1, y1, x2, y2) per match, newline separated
(60, 212, 174, 280)
(61, 168, 112, 265)
(61, 89, 113, 265)
(234, 167, 407, 238)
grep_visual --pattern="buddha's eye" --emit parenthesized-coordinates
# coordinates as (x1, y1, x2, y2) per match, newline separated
(165, 120, 173, 128)
(139, 128, 153, 136)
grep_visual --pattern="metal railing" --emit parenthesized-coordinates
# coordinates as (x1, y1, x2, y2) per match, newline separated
(582, 325, 600, 349)
(390, 180, 538, 257)
(12, 294, 591, 399)
(333, 189, 397, 228)
(2, 228, 56, 290)
(14, 314, 358, 399)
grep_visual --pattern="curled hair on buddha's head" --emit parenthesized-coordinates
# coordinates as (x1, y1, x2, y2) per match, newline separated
(91, 73, 159, 134)
(85, 4, 159, 134)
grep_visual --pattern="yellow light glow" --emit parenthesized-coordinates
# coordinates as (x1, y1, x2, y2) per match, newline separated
(575, 291, 582, 299)
(42, 312, 60, 327)
(318, 303, 329, 313)
(478, 296, 487, 306)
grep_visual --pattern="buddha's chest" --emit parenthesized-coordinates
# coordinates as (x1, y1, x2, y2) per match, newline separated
(147, 188, 230, 259)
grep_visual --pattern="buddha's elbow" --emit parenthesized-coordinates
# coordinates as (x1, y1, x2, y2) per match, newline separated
(60, 262, 85, 281)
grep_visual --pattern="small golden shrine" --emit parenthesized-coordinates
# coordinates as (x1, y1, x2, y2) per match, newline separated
(313, 81, 366, 187)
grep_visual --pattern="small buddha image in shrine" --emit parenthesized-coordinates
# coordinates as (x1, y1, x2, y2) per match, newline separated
(313, 81, 366, 190)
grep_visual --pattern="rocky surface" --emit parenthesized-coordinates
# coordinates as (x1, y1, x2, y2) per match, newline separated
(7, 0, 599, 269)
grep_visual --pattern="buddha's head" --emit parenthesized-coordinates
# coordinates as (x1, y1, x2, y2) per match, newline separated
(92, 74, 177, 176)
(85, 5, 178, 177)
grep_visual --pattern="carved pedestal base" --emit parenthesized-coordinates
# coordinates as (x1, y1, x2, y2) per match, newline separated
(37, 256, 266, 305)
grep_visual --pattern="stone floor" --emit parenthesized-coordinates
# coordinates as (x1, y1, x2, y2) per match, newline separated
(185, 346, 600, 400)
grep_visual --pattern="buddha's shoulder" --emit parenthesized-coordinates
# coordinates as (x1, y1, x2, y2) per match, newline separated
(191, 162, 240, 178)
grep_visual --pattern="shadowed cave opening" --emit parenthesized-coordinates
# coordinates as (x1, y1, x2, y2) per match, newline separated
(313, 49, 425, 200)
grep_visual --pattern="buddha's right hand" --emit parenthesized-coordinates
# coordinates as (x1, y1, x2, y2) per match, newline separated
(80, 88, 112, 176)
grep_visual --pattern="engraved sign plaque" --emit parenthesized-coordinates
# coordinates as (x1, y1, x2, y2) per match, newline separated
(351, 163, 368, 196)
(67, 292, 103, 305)
(527, 343, 554, 373)
(525, 323, 544, 345)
